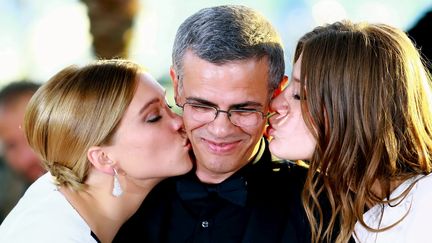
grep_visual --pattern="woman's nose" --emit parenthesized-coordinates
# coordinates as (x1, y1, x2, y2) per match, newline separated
(166, 106, 184, 131)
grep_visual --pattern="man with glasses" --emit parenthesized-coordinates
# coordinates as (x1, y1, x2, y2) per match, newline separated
(176, 103, 269, 129)
(115, 5, 310, 242)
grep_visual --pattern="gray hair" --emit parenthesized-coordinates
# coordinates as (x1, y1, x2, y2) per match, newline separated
(172, 5, 285, 97)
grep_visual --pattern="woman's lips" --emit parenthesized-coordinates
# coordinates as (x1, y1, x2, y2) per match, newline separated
(266, 125, 275, 138)
(183, 138, 192, 150)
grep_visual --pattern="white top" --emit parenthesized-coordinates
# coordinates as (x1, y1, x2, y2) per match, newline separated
(0, 172, 98, 243)
(354, 173, 432, 243)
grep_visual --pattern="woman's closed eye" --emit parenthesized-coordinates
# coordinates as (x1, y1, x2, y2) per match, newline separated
(145, 109, 162, 123)
(293, 93, 301, 100)
(146, 100, 175, 123)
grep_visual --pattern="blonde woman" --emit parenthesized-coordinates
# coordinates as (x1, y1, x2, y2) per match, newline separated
(268, 21, 432, 242)
(0, 60, 193, 242)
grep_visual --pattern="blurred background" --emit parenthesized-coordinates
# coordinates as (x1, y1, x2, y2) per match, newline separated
(0, 0, 431, 223)
(0, 0, 431, 86)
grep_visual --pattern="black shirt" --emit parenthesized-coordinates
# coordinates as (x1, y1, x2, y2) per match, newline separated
(91, 231, 101, 243)
(114, 138, 311, 243)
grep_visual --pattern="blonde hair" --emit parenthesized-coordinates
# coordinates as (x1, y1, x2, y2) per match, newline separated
(24, 59, 140, 190)
(296, 21, 432, 242)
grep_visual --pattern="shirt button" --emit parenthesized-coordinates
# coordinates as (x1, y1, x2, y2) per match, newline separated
(201, 221, 209, 228)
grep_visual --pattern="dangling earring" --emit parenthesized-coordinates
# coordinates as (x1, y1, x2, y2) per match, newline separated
(112, 168, 123, 197)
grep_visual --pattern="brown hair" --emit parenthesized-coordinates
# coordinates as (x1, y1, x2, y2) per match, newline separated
(296, 21, 432, 242)
(24, 59, 140, 191)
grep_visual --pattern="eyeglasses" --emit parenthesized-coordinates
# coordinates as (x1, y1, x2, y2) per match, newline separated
(176, 102, 268, 127)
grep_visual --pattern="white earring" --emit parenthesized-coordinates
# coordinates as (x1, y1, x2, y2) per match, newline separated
(112, 168, 123, 197)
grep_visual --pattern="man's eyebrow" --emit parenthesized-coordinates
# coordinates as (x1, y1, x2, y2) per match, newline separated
(185, 97, 263, 109)
(230, 102, 263, 109)
(185, 97, 216, 106)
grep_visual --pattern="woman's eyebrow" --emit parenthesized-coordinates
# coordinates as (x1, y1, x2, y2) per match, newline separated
(138, 97, 160, 115)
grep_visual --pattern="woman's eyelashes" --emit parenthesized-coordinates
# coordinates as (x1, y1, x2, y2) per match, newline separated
(146, 112, 162, 123)
(165, 99, 173, 109)
(145, 99, 175, 123)
(145, 105, 163, 123)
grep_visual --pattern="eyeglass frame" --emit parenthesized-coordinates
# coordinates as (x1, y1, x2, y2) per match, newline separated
(176, 102, 270, 127)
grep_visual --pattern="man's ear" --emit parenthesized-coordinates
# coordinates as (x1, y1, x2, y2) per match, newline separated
(87, 146, 115, 175)
(272, 75, 289, 99)
(170, 66, 181, 104)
